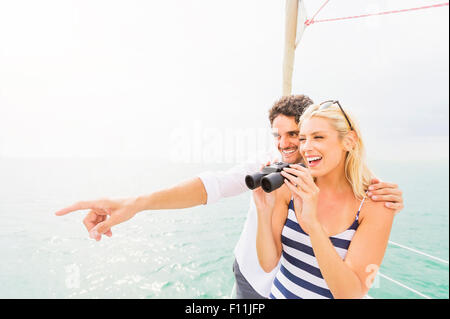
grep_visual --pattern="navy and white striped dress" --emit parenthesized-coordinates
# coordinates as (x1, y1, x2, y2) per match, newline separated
(269, 197, 366, 299)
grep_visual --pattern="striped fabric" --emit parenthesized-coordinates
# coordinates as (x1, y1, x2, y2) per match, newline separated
(269, 198, 365, 299)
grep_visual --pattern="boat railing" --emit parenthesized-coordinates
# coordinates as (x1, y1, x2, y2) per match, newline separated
(366, 240, 448, 299)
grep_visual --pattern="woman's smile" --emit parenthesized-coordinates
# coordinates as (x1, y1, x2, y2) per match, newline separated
(305, 155, 323, 168)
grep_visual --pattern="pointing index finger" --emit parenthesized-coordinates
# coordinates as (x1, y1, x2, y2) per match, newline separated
(55, 201, 99, 216)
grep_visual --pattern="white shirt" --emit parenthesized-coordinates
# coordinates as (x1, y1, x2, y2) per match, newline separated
(197, 154, 281, 298)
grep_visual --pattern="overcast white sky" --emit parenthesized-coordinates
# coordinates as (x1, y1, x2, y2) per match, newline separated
(0, 0, 448, 162)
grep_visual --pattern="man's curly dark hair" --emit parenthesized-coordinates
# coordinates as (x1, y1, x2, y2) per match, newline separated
(268, 94, 314, 125)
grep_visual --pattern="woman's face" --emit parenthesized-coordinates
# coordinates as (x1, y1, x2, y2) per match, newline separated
(299, 117, 347, 177)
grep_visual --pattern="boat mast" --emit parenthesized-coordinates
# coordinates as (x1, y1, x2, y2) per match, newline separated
(282, 0, 299, 96)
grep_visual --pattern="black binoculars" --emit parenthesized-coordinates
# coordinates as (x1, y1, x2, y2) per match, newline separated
(245, 162, 306, 193)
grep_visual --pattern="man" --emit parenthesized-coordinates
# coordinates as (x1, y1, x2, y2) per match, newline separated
(55, 94, 404, 298)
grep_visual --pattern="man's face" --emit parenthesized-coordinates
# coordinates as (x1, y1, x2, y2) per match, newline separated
(271, 114, 302, 164)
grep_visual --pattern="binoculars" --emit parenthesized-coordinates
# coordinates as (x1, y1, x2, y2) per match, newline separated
(245, 162, 306, 193)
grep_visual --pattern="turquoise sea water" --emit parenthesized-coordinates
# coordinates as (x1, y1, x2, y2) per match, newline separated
(0, 158, 448, 299)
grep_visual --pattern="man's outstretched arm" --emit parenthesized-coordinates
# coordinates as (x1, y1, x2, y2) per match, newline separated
(55, 177, 208, 241)
(55, 161, 260, 241)
(135, 177, 207, 210)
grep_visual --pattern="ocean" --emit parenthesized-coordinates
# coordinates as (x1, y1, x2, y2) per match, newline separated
(0, 157, 448, 299)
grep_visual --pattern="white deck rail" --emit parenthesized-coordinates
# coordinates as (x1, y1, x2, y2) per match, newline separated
(388, 240, 449, 265)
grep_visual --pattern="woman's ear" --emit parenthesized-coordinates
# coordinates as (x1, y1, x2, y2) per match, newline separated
(343, 130, 358, 152)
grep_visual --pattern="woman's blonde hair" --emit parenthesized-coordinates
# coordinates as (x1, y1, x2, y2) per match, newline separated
(299, 103, 374, 200)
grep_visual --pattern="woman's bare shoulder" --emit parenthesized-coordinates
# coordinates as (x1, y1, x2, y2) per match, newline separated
(359, 196, 393, 224)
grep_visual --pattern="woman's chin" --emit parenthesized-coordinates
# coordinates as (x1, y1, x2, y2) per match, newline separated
(307, 165, 330, 178)
(307, 167, 321, 177)
(308, 162, 342, 178)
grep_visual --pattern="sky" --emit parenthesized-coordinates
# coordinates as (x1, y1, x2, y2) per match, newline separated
(0, 0, 448, 162)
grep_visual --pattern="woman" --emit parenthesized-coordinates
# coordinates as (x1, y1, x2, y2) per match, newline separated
(254, 100, 394, 299)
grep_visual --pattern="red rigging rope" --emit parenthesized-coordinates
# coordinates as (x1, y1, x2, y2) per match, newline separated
(305, 2, 449, 26)
(306, 0, 330, 25)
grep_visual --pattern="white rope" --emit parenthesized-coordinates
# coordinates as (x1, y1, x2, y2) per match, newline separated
(389, 240, 449, 265)
(229, 282, 236, 299)
(378, 273, 432, 299)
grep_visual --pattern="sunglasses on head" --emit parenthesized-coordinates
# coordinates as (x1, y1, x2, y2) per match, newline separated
(319, 100, 353, 131)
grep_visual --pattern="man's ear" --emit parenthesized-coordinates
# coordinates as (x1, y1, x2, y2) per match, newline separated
(343, 130, 358, 152)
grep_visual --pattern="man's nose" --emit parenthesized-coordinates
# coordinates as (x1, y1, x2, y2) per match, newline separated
(279, 135, 290, 148)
